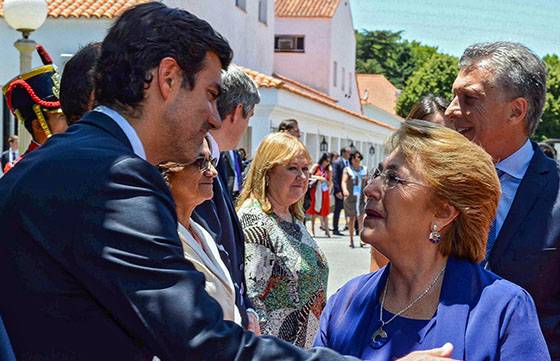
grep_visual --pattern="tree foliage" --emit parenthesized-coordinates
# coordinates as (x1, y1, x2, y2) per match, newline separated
(356, 29, 560, 139)
(535, 55, 560, 141)
(395, 53, 459, 118)
(355, 30, 437, 89)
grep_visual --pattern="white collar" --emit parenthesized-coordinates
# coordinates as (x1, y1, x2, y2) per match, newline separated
(93, 105, 147, 160)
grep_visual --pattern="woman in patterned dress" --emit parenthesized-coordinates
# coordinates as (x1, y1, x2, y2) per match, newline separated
(237, 132, 329, 348)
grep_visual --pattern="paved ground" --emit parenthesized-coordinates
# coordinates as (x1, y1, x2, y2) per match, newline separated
(307, 226, 372, 297)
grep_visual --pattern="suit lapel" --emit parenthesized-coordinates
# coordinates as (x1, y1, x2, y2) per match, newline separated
(178, 224, 234, 295)
(490, 144, 553, 263)
(432, 258, 469, 360)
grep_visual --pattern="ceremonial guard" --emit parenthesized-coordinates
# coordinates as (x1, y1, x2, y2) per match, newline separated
(2, 45, 67, 173)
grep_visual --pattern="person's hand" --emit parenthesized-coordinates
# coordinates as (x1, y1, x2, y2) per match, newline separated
(396, 343, 458, 361)
(247, 312, 261, 336)
(342, 190, 350, 198)
(335, 192, 343, 200)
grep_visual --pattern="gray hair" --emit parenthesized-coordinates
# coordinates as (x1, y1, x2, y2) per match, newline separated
(460, 42, 547, 136)
(217, 65, 260, 119)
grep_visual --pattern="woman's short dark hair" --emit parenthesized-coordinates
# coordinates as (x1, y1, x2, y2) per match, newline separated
(60, 43, 101, 124)
(94, 2, 233, 116)
(278, 119, 299, 132)
(317, 152, 330, 165)
(350, 150, 363, 161)
(406, 94, 449, 121)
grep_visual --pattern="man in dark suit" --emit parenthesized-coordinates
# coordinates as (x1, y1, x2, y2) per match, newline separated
(1, 136, 18, 172)
(193, 65, 260, 333)
(446, 41, 560, 358)
(332, 147, 351, 235)
(219, 148, 245, 200)
(0, 4, 352, 360)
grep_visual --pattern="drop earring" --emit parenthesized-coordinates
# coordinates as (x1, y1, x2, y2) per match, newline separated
(429, 224, 441, 244)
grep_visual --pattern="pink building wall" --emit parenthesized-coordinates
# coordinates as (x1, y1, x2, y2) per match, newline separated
(273, 1, 361, 112)
(274, 18, 332, 95)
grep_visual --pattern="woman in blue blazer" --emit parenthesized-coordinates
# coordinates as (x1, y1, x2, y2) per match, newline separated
(314, 120, 550, 360)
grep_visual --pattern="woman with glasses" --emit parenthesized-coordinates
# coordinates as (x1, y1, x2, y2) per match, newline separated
(314, 120, 549, 360)
(237, 132, 329, 348)
(158, 137, 242, 325)
(341, 150, 367, 248)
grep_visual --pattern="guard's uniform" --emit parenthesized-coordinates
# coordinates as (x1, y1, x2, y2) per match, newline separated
(2, 45, 63, 173)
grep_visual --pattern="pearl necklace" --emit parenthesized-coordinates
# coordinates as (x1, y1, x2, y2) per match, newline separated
(371, 264, 446, 343)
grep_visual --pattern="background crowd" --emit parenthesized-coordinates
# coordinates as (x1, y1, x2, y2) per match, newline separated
(0, 2, 558, 361)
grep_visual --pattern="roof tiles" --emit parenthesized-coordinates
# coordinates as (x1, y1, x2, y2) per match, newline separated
(275, 0, 340, 18)
(0, 0, 150, 19)
(243, 67, 395, 130)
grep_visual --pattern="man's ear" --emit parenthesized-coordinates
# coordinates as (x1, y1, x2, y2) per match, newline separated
(156, 57, 183, 100)
(508, 97, 528, 128)
(232, 104, 244, 124)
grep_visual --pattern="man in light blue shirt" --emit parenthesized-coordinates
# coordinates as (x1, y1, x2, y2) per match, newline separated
(446, 41, 559, 357)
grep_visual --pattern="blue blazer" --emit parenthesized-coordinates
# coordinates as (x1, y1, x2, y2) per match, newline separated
(0, 111, 353, 361)
(488, 142, 560, 358)
(315, 257, 550, 360)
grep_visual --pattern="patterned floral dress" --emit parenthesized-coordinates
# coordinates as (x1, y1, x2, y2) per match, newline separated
(238, 199, 329, 348)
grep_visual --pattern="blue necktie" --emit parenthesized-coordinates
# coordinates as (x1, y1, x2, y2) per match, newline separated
(486, 168, 505, 258)
(234, 151, 243, 190)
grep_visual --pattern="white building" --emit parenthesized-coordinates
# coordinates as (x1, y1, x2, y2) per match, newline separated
(1, 0, 395, 164)
(274, 0, 361, 112)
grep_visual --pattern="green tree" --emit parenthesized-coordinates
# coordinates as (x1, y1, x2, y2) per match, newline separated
(355, 30, 438, 89)
(535, 55, 560, 140)
(396, 53, 459, 118)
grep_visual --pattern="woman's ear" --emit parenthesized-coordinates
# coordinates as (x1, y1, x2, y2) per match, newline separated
(433, 200, 459, 230)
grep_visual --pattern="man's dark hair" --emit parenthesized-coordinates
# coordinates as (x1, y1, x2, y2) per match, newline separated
(278, 118, 299, 132)
(94, 2, 233, 116)
(60, 43, 102, 124)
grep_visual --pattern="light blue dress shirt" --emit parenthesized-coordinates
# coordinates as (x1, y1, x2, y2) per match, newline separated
(493, 139, 534, 237)
(93, 105, 147, 160)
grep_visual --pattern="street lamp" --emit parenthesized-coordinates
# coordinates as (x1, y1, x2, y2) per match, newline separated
(320, 136, 328, 152)
(3, 0, 48, 153)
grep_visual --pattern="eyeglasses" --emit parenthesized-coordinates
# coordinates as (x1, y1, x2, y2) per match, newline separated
(158, 157, 217, 173)
(368, 167, 426, 190)
(193, 157, 218, 172)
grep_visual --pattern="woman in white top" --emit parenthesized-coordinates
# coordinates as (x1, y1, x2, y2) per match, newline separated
(158, 138, 242, 325)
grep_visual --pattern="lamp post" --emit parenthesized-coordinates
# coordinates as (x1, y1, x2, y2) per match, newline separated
(3, 0, 48, 154)
(320, 136, 328, 153)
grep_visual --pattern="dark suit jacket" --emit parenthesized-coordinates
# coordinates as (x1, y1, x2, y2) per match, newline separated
(332, 158, 346, 195)
(218, 150, 243, 198)
(488, 142, 560, 359)
(0, 111, 355, 361)
(192, 173, 253, 327)
(0, 150, 16, 171)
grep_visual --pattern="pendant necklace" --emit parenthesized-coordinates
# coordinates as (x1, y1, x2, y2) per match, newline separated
(371, 264, 446, 344)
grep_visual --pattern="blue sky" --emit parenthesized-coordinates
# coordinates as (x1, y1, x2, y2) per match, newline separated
(350, 0, 560, 57)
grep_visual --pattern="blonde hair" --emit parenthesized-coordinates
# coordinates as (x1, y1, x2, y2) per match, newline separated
(236, 132, 312, 221)
(388, 119, 501, 263)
